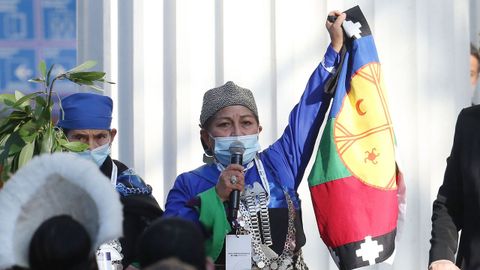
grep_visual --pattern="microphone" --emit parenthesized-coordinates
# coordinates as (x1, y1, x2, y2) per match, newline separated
(228, 141, 245, 226)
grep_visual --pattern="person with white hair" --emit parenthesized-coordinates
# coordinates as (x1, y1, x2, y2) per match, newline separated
(0, 152, 123, 270)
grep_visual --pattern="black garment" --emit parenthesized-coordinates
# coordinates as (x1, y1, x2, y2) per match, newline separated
(100, 156, 163, 267)
(429, 105, 480, 269)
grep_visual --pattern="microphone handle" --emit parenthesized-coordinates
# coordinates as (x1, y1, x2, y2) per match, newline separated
(229, 189, 240, 221)
(230, 153, 242, 165)
(229, 153, 242, 226)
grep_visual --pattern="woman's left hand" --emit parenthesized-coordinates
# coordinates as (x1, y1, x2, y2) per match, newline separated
(215, 164, 245, 202)
(326, 11, 346, 53)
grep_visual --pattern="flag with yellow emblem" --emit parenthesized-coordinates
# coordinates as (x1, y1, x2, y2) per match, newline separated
(308, 6, 404, 269)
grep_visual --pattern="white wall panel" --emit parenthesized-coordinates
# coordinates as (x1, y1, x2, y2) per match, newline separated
(223, 0, 276, 145)
(471, 0, 480, 46)
(79, 0, 473, 268)
(175, 0, 217, 175)
(143, 0, 166, 203)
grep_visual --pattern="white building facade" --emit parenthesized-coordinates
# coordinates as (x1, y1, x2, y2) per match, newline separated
(78, 0, 475, 268)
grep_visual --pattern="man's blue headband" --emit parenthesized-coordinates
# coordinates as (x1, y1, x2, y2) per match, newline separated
(57, 93, 113, 130)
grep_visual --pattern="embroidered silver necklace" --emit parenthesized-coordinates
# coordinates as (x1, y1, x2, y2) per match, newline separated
(235, 157, 307, 270)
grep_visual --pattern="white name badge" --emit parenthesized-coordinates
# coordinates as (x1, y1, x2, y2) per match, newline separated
(226, 234, 251, 270)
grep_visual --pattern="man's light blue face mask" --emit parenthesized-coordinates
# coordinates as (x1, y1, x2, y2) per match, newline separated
(211, 133, 261, 166)
(75, 143, 111, 167)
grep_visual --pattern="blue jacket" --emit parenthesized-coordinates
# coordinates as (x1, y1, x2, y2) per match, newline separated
(165, 46, 339, 260)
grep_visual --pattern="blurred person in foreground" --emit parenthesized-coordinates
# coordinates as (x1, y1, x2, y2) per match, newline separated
(29, 215, 97, 270)
(428, 106, 480, 269)
(0, 152, 123, 270)
(137, 217, 213, 270)
(143, 258, 196, 270)
(469, 43, 480, 105)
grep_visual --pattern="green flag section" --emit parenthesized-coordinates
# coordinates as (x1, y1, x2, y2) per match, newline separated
(308, 118, 351, 186)
(307, 5, 402, 269)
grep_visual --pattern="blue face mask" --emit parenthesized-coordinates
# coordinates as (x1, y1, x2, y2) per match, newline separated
(75, 143, 111, 167)
(211, 133, 261, 166)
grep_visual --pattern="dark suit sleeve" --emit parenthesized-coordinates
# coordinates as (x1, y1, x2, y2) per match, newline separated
(429, 110, 465, 264)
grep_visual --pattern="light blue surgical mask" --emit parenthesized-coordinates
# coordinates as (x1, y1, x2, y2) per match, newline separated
(211, 133, 261, 166)
(75, 143, 111, 167)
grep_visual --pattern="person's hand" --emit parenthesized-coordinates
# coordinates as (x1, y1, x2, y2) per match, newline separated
(216, 164, 244, 202)
(428, 260, 460, 270)
(326, 11, 346, 53)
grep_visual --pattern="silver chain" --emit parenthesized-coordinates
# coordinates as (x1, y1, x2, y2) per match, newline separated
(238, 191, 308, 269)
(259, 192, 272, 246)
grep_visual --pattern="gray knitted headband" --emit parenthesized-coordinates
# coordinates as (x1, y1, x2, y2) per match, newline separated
(200, 81, 258, 127)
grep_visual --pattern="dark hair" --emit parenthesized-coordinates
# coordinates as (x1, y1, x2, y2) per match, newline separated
(137, 217, 206, 270)
(144, 258, 196, 270)
(29, 215, 97, 270)
(471, 43, 480, 71)
(60, 128, 71, 136)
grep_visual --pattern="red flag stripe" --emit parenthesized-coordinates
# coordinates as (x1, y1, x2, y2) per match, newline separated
(310, 175, 398, 248)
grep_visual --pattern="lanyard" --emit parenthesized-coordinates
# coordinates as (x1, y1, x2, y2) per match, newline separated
(254, 156, 270, 203)
(110, 161, 118, 187)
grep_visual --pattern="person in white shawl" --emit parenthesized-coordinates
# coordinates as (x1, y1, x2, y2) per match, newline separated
(0, 152, 123, 270)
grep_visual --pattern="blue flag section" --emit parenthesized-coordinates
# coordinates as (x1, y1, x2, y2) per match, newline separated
(308, 6, 403, 270)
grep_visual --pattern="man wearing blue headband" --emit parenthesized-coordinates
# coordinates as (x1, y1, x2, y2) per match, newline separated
(57, 92, 163, 269)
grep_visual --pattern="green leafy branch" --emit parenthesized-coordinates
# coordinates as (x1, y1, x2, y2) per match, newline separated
(0, 60, 115, 183)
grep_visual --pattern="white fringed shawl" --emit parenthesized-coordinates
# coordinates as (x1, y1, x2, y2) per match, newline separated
(0, 152, 123, 269)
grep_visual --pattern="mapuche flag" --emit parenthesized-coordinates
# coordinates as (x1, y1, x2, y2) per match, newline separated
(308, 6, 404, 270)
